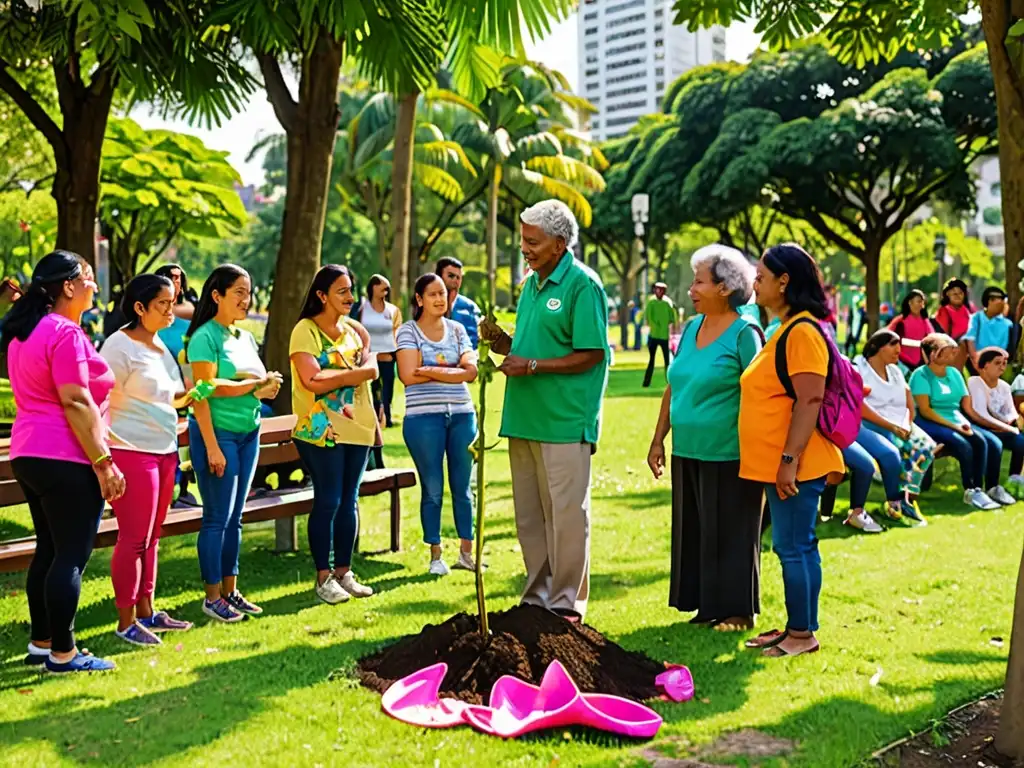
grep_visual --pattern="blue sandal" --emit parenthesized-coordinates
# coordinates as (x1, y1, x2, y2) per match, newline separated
(46, 650, 116, 674)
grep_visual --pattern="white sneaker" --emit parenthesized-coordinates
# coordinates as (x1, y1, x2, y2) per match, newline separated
(339, 571, 373, 598)
(845, 510, 883, 533)
(966, 489, 1001, 510)
(315, 575, 350, 605)
(988, 486, 1016, 506)
(428, 559, 450, 576)
(1008, 474, 1024, 486)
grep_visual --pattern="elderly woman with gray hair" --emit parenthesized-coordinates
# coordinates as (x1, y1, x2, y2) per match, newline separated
(647, 244, 765, 632)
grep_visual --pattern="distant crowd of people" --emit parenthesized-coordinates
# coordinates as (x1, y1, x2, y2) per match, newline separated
(4, 200, 609, 672)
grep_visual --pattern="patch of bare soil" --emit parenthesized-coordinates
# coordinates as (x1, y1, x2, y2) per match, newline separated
(873, 694, 1022, 768)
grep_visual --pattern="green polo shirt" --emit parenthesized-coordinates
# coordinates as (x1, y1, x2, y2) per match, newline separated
(499, 252, 609, 444)
(187, 320, 263, 434)
(645, 296, 675, 340)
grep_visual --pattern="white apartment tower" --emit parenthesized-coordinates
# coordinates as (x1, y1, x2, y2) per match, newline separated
(578, 0, 726, 141)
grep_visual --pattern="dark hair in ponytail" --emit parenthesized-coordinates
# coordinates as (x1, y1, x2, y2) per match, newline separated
(0, 250, 83, 352)
(186, 264, 249, 341)
(412, 273, 444, 321)
(122, 274, 174, 330)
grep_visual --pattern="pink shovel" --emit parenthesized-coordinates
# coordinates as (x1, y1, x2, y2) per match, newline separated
(463, 660, 663, 739)
(380, 662, 471, 728)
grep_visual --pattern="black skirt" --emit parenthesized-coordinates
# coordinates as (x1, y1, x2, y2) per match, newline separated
(669, 456, 765, 619)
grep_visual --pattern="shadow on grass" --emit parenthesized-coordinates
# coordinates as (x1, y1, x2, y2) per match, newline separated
(0, 640, 380, 764)
(0, 519, 31, 541)
(594, 487, 670, 511)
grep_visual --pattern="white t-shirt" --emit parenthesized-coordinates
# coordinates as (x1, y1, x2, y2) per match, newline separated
(854, 356, 910, 429)
(968, 376, 1018, 426)
(100, 330, 184, 454)
(360, 299, 399, 354)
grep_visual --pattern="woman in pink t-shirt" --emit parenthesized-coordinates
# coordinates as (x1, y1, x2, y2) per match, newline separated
(2, 250, 126, 674)
(888, 289, 938, 370)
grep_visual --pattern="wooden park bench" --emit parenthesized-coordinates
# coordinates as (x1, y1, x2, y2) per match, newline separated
(0, 415, 416, 572)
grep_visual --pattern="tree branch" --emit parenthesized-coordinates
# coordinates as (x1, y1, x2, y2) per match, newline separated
(0, 61, 66, 166)
(258, 54, 298, 135)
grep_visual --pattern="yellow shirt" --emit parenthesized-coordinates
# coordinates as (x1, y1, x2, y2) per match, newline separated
(738, 312, 845, 483)
(289, 318, 376, 447)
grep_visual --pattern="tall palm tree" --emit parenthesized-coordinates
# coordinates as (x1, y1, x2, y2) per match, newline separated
(387, 0, 574, 305)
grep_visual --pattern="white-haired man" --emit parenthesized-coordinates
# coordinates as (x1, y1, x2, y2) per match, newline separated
(480, 200, 609, 622)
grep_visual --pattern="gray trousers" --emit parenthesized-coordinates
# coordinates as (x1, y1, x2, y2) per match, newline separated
(508, 438, 592, 617)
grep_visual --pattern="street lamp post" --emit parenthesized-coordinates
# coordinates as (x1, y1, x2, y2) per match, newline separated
(631, 193, 650, 307)
(934, 232, 949, 295)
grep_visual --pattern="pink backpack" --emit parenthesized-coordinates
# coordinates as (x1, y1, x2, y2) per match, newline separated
(775, 318, 863, 449)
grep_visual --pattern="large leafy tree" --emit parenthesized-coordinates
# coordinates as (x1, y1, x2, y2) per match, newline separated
(626, 42, 996, 327)
(100, 117, 249, 285)
(211, 0, 446, 414)
(0, 1, 254, 263)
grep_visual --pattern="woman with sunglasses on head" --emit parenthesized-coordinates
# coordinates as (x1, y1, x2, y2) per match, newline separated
(3, 251, 126, 673)
(102, 274, 199, 646)
(360, 274, 402, 429)
(290, 265, 379, 605)
(853, 329, 936, 526)
(186, 265, 283, 623)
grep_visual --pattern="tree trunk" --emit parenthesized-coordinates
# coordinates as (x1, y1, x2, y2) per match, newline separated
(510, 202, 522, 305)
(981, 0, 1024, 315)
(999, 541, 1024, 758)
(862, 242, 881, 333)
(618, 271, 636, 351)
(486, 164, 500, 307)
(389, 90, 419, 311)
(51, 72, 115, 265)
(259, 36, 344, 552)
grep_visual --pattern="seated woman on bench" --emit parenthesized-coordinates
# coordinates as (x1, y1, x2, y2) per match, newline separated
(910, 333, 1012, 511)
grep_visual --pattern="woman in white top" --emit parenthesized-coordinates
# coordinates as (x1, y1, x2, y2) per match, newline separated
(100, 275, 199, 646)
(968, 347, 1024, 485)
(360, 275, 402, 429)
(853, 329, 937, 525)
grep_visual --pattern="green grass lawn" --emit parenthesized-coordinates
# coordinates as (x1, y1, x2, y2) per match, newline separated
(0, 351, 1018, 767)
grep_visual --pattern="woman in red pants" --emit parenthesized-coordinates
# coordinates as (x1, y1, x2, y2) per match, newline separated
(101, 274, 199, 646)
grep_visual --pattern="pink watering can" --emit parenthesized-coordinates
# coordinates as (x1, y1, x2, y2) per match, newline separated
(380, 662, 471, 728)
(655, 664, 695, 703)
(463, 660, 662, 739)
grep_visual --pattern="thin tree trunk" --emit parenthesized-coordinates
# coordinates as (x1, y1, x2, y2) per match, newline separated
(999, 540, 1024, 758)
(259, 35, 344, 552)
(389, 90, 419, 311)
(510, 201, 522, 305)
(862, 242, 881, 333)
(619, 271, 636, 351)
(486, 164, 500, 307)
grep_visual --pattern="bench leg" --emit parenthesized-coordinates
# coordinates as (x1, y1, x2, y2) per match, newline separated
(274, 517, 297, 553)
(390, 485, 401, 553)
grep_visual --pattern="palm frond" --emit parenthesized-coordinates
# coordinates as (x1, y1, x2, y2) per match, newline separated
(414, 162, 464, 202)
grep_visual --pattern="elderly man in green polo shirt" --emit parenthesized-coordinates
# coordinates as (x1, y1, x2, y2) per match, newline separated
(480, 200, 609, 622)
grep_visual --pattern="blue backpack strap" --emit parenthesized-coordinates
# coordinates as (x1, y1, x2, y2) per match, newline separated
(775, 316, 829, 400)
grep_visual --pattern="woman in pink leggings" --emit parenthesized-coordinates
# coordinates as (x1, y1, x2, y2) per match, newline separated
(101, 274, 198, 646)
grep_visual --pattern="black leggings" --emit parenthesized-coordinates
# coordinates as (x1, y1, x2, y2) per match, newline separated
(643, 337, 671, 387)
(13, 457, 105, 653)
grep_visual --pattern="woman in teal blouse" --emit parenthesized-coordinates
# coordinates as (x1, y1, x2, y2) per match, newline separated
(648, 244, 765, 632)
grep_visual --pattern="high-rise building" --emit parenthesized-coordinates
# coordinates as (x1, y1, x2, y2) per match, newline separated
(578, 0, 726, 141)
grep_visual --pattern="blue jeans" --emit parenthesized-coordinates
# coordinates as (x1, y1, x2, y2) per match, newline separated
(915, 418, 1001, 490)
(846, 427, 903, 506)
(189, 420, 260, 586)
(766, 477, 827, 633)
(402, 410, 477, 545)
(998, 431, 1024, 476)
(294, 440, 369, 571)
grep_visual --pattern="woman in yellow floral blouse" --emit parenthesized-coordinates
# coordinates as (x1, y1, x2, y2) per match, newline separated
(289, 265, 379, 606)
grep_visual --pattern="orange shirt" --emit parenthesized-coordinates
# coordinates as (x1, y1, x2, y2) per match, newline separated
(738, 312, 845, 483)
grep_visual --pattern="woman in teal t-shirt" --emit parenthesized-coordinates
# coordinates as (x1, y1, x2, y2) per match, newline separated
(186, 265, 283, 623)
(910, 333, 1005, 510)
(647, 244, 764, 632)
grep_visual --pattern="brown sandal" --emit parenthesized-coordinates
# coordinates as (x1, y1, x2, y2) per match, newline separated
(762, 640, 820, 658)
(713, 617, 754, 632)
(744, 629, 785, 649)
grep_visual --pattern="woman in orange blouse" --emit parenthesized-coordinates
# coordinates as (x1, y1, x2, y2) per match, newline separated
(739, 243, 844, 658)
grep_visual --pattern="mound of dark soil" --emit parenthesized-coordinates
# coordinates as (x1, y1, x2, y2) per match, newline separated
(357, 604, 665, 705)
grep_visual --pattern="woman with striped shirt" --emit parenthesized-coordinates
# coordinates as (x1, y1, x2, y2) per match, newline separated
(396, 273, 479, 575)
